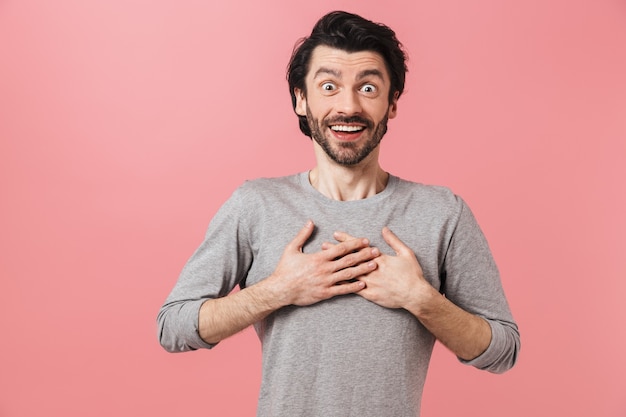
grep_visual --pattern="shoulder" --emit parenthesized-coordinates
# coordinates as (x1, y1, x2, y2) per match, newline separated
(228, 172, 304, 207)
(209, 174, 303, 230)
(392, 176, 465, 215)
(238, 173, 301, 192)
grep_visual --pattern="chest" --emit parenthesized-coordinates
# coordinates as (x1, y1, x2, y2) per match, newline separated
(242, 205, 448, 291)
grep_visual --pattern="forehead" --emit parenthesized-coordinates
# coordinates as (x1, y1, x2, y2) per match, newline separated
(307, 45, 389, 81)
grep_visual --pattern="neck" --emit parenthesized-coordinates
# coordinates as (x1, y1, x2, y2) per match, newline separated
(309, 146, 389, 201)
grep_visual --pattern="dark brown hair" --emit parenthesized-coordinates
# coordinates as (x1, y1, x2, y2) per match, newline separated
(287, 11, 408, 137)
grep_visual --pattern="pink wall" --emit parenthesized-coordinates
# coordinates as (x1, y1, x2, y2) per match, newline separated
(1, 0, 625, 415)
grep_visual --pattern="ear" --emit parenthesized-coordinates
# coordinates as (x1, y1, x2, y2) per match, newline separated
(387, 90, 399, 119)
(294, 88, 307, 116)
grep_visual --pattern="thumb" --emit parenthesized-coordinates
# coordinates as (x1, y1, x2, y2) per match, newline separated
(289, 220, 315, 252)
(382, 227, 408, 256)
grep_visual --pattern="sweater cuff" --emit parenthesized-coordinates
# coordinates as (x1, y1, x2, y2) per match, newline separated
(182, 299, 218, 351)
(459, 319, 507, 371)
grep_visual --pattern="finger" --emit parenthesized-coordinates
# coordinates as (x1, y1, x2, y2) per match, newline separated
(381, 227, 409, 256)
(330, 247, 379, 272)
(321, 241, 338, 251)
(324, 232, 354, 252)
(324, 236, 370, 260)
(328, 279, 366, 296)
(332, 260, 378, 285)
(287, 220, 315, 252)
(333, 231, 356, 243)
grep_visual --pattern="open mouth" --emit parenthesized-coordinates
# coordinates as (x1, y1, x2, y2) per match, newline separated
(328, 124, 366, 141)
(330, 125, 365, 133)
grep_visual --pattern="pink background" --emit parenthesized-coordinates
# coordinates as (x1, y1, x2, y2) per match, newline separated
(1, 0, 625, 416)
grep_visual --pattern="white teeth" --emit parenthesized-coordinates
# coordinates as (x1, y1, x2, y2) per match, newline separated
(330, 125, 364, 132)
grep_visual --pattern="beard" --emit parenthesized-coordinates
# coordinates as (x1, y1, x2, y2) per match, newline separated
(306, 105, 389, 166)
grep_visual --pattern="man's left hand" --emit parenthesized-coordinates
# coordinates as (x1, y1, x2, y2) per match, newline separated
(325, 227, 493, 360)
(324, 227, 437, 310)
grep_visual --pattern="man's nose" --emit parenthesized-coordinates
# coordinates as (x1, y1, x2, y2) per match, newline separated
(336, 90, 362, 114)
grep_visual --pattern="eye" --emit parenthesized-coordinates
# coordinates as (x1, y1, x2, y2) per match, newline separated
(321, 82, 336, 92)
(360, 84, 377, 94)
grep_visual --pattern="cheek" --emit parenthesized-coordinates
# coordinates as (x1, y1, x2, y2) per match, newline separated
(369, 103, 395, 122)
(305, 102, 329, 122)
(304, 92, 336, 114)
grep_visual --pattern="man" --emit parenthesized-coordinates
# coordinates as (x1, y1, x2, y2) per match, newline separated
(157, 10, 519, 416)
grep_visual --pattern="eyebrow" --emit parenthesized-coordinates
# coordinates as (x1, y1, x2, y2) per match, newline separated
(313, 67, 341, 79)
(356, 69, 385, 81)
(312, 67, 386, 82)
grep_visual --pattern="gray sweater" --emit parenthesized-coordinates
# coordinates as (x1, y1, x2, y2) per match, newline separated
(157, 172, 520, 416)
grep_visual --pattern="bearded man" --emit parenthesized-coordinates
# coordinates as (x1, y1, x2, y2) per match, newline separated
(158, 10, 520, 417)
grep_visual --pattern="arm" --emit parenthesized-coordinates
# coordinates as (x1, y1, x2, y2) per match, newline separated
(404, 287, 492, 361)
(375, 227, 491, 360)
(172, 221, 380, 347)
(332, 228, 490, 360)
(330, 224, 519, 371)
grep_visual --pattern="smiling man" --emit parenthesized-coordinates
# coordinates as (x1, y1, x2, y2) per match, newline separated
(297, 45, 394, 168)
(157, 11, 520, 417)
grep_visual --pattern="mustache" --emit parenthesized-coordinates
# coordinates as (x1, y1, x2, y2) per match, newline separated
(324, 115, 373, 129)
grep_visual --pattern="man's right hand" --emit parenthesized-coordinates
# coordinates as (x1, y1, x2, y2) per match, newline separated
(262, 220, 380, 308)
(199, 220, 378, 344)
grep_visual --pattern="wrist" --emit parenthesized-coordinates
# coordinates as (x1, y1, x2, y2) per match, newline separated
(404, 282, 442, 318)
(252, 275, 290, 311)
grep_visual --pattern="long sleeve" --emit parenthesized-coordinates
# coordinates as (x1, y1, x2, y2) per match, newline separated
(156, 187, 254, 352)
(442, 198, 520, 373)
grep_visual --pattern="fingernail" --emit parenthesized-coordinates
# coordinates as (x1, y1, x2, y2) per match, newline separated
(371, 248, 379, 256)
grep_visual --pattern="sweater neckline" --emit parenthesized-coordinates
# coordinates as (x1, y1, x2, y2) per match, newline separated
(297, 171, 398, 207)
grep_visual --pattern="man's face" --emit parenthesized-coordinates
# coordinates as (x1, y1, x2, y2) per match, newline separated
(294, 45, 398, 166)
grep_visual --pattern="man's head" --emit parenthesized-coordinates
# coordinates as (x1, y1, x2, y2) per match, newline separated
(287, 11, 408, 139)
